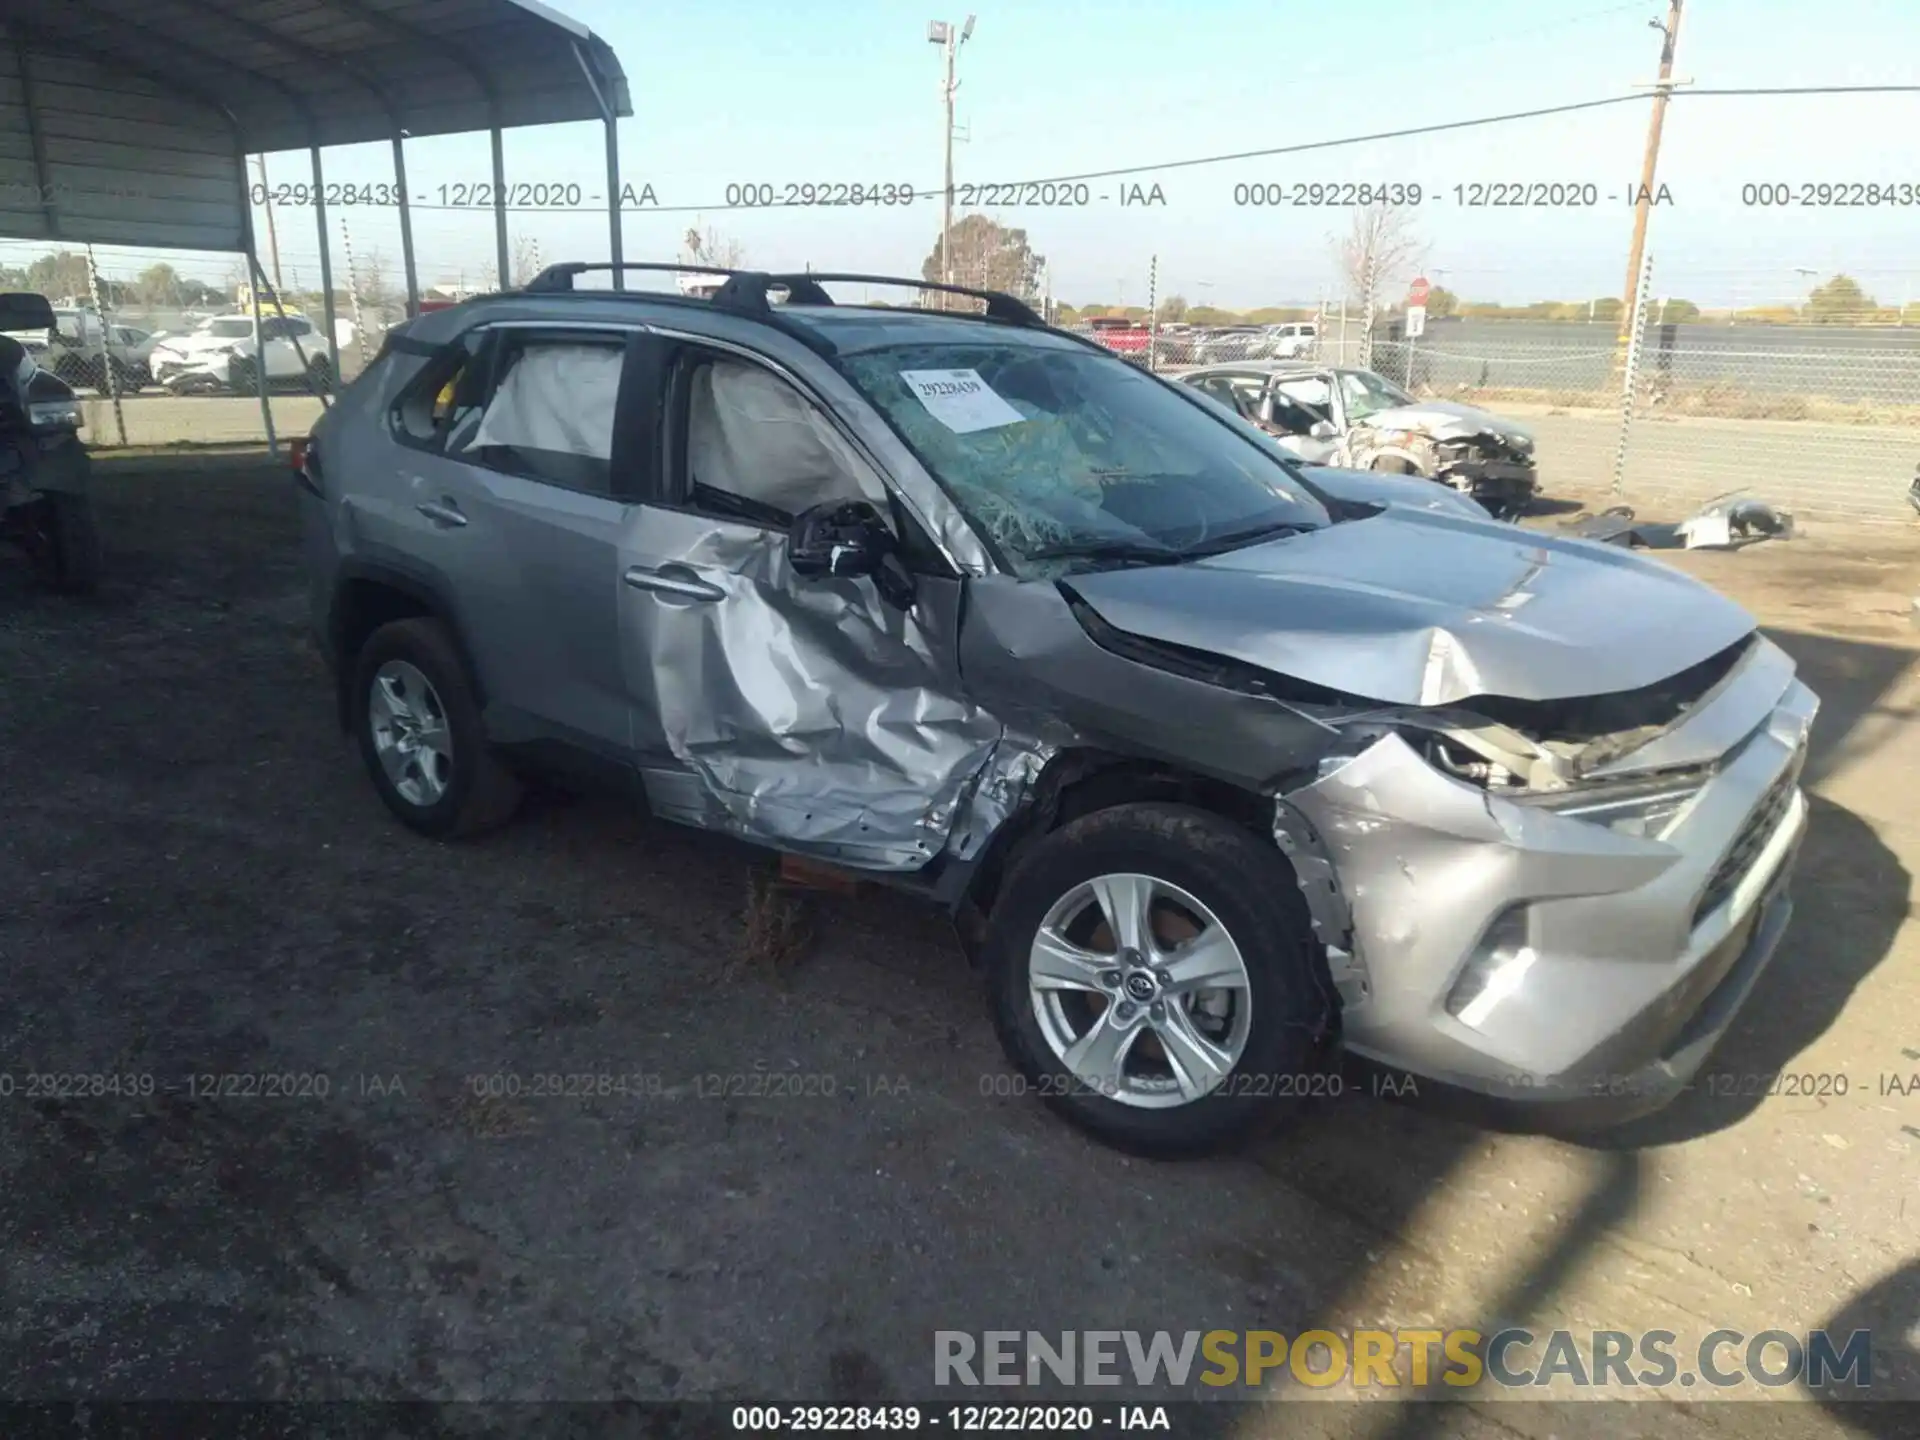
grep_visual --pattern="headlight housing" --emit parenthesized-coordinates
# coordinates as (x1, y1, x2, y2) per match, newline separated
(1520, 774, 1705, 839)
(28, 400, 82, 430)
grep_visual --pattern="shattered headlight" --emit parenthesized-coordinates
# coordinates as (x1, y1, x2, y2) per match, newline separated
(1521, 774, 1704, 839)
(1505, 432, 1534, 454)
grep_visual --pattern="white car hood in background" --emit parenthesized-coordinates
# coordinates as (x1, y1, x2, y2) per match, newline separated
(160, 331, 250, 357)
(1357, 399, 1534, 443)
(1065, 506, 1755, 706)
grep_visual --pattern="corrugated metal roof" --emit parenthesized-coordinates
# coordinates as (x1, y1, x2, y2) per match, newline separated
(0, 0, 630, 252)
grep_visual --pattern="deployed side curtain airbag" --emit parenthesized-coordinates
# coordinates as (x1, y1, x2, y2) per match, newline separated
(687, 360, 885, 516)
(470, 343, 622, 459)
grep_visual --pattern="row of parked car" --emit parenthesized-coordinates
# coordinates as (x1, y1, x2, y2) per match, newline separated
(1082, 317, 1320, 364)
(0, 305, 336, 396)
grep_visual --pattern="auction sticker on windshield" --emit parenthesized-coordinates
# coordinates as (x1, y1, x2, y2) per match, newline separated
(898, 369, 1026, 434)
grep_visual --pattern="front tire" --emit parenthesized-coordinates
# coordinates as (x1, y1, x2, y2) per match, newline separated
(26, 491, 103, 594)
(351, 618, 522, 839)
(984, 803, 1334, 1157)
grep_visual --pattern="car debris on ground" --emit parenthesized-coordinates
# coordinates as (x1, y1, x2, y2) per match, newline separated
(1561, 492, 1796, 551)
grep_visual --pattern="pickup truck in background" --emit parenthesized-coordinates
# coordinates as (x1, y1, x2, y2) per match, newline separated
(1085, 315, 1152, 359)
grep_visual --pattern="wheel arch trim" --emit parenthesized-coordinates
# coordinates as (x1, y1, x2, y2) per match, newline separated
(327, 558, 491, 731)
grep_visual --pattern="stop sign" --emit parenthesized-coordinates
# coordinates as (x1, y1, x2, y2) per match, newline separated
(1407, 276, 1431, 306)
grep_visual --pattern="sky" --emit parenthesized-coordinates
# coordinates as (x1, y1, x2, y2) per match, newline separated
(23, 0, 1920, 312)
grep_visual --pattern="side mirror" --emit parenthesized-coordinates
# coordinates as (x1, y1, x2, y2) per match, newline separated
(788, 499, 916, 609)
(1309, 420, 1338, 440)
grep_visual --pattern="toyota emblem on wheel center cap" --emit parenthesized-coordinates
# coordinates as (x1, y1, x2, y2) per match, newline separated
(1123, 971, 1158, 1001)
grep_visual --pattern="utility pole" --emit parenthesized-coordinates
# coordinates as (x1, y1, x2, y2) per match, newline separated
(1618, 0, 1683, 341)
(928, 16, 975, 311)
(253, 154, 284, 297)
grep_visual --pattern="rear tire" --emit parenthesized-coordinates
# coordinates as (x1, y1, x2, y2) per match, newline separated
(306, 355, 334, 394)
(984, 802, 1335, 1158)
(350, 618, 522, 839)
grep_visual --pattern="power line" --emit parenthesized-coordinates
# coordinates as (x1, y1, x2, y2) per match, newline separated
(283, 81, 1920, 217)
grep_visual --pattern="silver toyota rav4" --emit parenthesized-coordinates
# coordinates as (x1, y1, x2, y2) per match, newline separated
(298, 262, 1817, 1157)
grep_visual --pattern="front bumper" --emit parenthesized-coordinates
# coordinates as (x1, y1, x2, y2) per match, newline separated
(150, 353, 228, 382)
(1281, 640, 1818, 1126)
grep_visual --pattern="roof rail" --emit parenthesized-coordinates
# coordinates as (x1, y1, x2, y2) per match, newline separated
(521, 261, 746, 293)
(524, 261, 1046, 328)
(764, 272, 1045, 327)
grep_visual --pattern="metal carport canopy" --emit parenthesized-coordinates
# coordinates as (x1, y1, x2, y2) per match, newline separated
(0, 0, 630, 263)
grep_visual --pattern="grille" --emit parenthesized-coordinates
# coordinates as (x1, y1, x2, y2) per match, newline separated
(1692, 750, 1803, 927)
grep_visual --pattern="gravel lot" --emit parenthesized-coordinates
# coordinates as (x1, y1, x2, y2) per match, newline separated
(1, 453, 1916, 1436)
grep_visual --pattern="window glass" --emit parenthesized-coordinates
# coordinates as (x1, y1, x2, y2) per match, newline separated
(207, 318, 254, 339)
(1275, 375, 1334, 414)
(1338, 369, 1413, 420)
(838, 341, 1329, 574)
(683, 358, 885, 525)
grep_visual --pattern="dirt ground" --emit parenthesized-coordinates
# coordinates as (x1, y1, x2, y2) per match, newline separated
(1, 453, 1916, 1437)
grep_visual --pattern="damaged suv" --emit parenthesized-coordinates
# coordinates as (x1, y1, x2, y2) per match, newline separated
(300, 263, 1816, 1157)
(1175, 361, 1540, 518)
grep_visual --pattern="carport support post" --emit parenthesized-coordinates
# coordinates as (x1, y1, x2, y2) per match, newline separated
(391, 134, 420, 316)
(246, 249, 279, 455)
(310, 145, 339, 400)
(573, 40, 624, 289)
(602, 115, 623, 289)
(490, 126, 510, 290)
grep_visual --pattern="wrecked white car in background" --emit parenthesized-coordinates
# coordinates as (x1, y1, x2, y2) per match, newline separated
(1175, 361, 1540, 518)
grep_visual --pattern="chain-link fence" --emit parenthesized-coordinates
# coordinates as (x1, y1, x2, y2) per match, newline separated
(23, 239, 1920, 524)
(1364, 321, 1920, 522)
(1118, 300, 1916, 525)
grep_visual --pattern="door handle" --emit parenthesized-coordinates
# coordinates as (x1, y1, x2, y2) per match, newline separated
(415, 499, 468, 528)
(623, 564, 725, 602)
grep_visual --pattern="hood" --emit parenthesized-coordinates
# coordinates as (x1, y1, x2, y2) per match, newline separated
(1357, 399, 1533, 444)
(1064, 506, 1755, 706)
(1298, 463, 1488, 520)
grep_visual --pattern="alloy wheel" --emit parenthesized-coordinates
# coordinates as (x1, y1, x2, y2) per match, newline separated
(1028, 872, 1253, 1109)
(368, 660, 453, 807)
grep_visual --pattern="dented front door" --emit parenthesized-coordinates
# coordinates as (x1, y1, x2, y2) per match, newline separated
(618, 507, 999, 869)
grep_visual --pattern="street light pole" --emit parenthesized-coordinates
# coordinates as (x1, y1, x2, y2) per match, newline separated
(928, 16, 975, 311)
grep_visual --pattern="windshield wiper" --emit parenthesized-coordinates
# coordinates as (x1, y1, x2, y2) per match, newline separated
(1184, 519, 1314, 556)
(1026, 539, 1184, 568)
